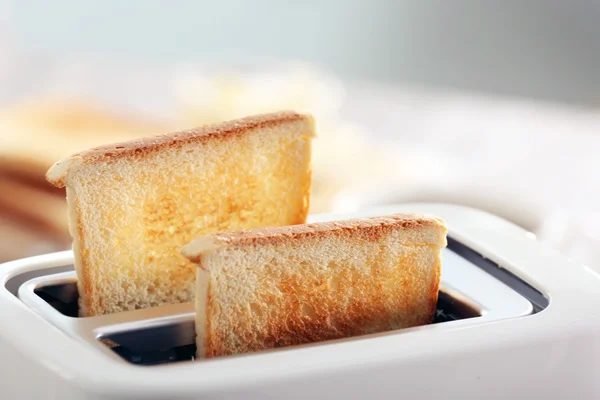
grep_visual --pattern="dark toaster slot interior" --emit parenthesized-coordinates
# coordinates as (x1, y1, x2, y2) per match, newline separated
(97, 290, 481, 366)
(110, 341, 197, 367)
(34, 282, 79, 317)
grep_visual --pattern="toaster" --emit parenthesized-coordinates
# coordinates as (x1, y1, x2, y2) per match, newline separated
(1, 203, 599, 399)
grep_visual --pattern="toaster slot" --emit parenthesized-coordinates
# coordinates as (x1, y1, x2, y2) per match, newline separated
(4, 265, 73, 297)
(34, 280, 79, 317)
(98, 320, 197, 366)
(16, 236, 537, 367)
(25, 268, 484, 323)
(95, 287, 481, 366)
(29, 272, 79, 317)
(447, 237, 549, 312)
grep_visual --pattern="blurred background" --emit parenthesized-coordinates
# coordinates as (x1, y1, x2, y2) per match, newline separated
(1, 1, 599, 270)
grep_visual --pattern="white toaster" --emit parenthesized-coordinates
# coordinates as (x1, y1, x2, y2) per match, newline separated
(1, 203, 598, 399)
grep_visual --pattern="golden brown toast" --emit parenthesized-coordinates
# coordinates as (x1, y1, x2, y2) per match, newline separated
(182, 213, 447, 358)
(46, 111, 315, 316)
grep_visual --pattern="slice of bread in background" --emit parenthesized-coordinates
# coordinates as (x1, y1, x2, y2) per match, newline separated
(46, 111, 315, 316)
(182, 213, 447, 359)
(0, 173, 69, 237)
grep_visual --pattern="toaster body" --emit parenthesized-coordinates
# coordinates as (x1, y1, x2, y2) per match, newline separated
(1, 203, 599, 399)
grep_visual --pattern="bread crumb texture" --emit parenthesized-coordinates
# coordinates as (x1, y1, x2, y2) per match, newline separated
(51, 111, 315, 316)
(188, 213, 447, 357)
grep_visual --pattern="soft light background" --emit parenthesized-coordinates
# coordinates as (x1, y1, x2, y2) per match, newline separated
(1, 1, 599, 270)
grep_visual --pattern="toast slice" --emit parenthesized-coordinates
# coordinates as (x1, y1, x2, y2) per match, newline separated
(46, 111, 315, 316)
(182, 213, 447, 358)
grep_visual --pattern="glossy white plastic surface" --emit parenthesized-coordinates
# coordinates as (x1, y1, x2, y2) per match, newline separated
(1, 203, 599, 400)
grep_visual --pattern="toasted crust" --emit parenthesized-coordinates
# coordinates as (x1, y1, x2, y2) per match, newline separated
(184, 213, 447, 358)
(47, 110, 315, 316)
(182, 213, 447, 263)
(46, 111, 312, 188)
